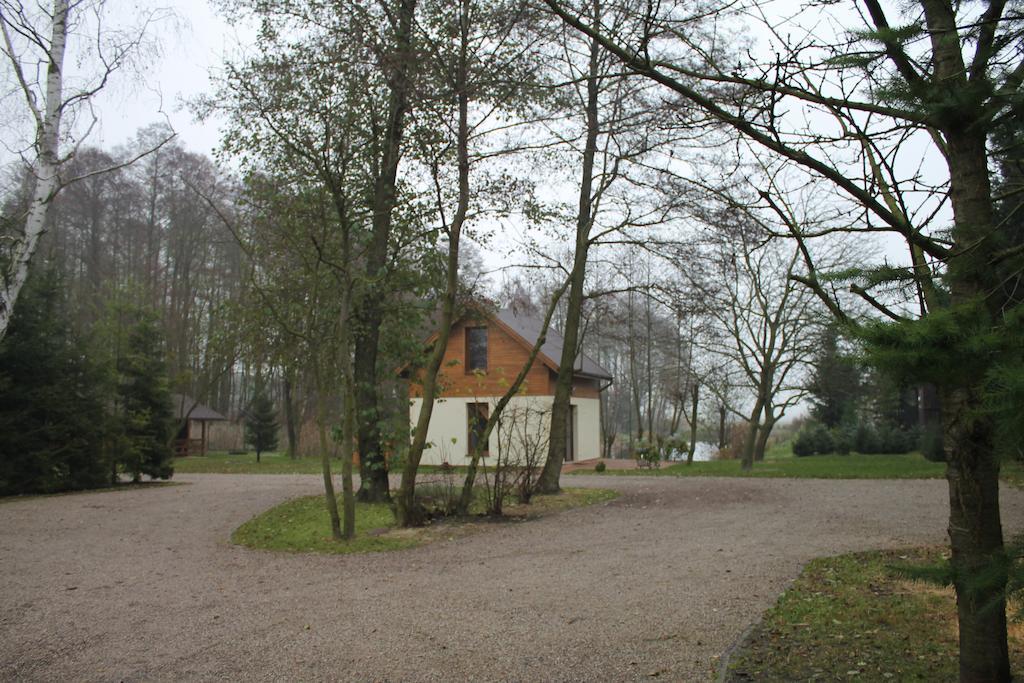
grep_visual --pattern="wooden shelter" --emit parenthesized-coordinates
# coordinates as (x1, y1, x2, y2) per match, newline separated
(172, 394, 226, 457)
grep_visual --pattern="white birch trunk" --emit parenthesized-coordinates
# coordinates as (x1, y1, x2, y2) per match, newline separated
(0, 0, 69, 339)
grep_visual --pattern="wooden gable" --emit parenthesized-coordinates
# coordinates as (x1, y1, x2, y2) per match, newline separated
(410, 315, 555, 398)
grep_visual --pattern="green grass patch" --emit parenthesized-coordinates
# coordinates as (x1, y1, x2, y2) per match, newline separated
(174, 451, 328, 474)
(232, 487, 619, 555)
(578, 452, 946, 479)
(508, 487, 619, 515)
(233, 497, 418, 554)
(725, 547, 1024, 681)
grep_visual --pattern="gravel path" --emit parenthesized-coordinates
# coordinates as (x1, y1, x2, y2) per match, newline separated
(2, 474, 1024, 682)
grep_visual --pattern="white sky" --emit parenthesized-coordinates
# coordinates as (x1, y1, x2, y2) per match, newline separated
(70, 0, 239, 157)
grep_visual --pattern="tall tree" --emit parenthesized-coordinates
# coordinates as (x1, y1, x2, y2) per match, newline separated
(113, 305, 174, 483)
(537, 0, 675, 492)
(544, 0, 1024, 676)
(352, 0, 420, 504)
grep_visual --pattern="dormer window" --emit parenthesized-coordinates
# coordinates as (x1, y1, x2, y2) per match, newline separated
(466, 326, 488, 372)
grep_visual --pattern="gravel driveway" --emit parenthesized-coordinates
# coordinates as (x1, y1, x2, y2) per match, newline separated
(2, 474, 1023, 682)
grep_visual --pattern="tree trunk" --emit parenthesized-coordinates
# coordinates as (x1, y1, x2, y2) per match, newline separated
(353, 332, 389, 501)
(740, 398, 764, 472)
(941, 124, 1009, 682)
(283, 372, 299, 459)
(0, 0, 68, 339)
(718, 404, 727, 449)
(313, 368, 342, 541)
(753, 415, 774, 462)
(943, 387, 1008, 682)
(537, 21, 601, 495)
(395, 0, 466, 526)
(354, 0, 418, 504)
(686, 383, 699, 465)
(339, 380, 356, 540)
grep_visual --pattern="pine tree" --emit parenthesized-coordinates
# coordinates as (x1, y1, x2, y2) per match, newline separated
(807, 324, 862, 428)
(245, 387, 279, 463)
(115, 308, 174, 482)
(0, 271, 111, 494)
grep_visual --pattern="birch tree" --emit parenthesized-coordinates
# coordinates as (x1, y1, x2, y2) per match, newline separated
(0, 0, 169, 338)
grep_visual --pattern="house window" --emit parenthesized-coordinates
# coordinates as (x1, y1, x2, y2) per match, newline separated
(466, 326, 488, 372)
(467, 403, 490, 455)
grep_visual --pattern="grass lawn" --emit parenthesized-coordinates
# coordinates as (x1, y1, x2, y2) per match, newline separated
(724, 547, 1024, 681)
(174, 451, 327, 474)
(582, 452, 947, 479)
(232, 487, 619, 555)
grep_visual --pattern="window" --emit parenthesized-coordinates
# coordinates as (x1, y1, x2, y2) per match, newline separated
(466, 326, 488, 372)
(467, 403, 490, 455)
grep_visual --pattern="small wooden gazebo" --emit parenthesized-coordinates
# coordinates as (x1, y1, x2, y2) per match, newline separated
(172, 394, 226, 457)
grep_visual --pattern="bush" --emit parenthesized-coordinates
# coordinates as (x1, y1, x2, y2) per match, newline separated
(853, 422, 918, 454)
(662, 434, 688, 460)
(634, 440, 661, 467)
(595, 461, 606, 472)
(853, 422, 880, 454)
(793, 422, 834, 457)
(830, 426, 853, 455)
(919, 426, 946, 462)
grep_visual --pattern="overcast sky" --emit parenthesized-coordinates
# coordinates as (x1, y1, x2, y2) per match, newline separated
(81, 0, 243, 158)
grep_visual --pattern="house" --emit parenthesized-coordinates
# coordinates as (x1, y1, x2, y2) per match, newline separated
(171, 394, 227, 457)
(407, 306, 612, 466)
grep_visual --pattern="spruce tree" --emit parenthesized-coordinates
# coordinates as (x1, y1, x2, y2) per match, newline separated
(0, 271, 110, 494)
(807, 324, 862, 428)
(245, 387, 279, 463)
(115, 308, 174, 482)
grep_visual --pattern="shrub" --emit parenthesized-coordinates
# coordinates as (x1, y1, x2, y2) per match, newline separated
(595, 461, 606, 472)
(634, 440, 661, 467)
(853, 423, 880, 454)
(662, 434, 688, 460)
(920, 426, 946, 462)
(830, 426, 853, 455)
(793, 422, 834, 457)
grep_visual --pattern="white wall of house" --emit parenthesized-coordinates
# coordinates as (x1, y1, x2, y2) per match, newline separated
(408, 395, 602, 466)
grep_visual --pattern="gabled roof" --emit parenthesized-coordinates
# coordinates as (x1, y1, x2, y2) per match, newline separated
(493, 307, 613, 382)
(171, 394, 227, 421)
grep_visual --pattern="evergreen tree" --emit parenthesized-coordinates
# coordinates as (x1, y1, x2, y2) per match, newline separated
(806, 324, 862, 428)
(115, 308, 174, 482)
(0, 271, 111, 494)
(245, 387, 279, 463)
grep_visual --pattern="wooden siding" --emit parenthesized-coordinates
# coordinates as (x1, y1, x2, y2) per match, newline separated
(411, 317, 555, 397)
(573, 375, 601, 399)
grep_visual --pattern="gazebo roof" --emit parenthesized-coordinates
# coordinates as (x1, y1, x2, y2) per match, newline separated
(171, 394, 226, 421)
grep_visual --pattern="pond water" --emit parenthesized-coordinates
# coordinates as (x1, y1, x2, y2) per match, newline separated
(663, 441, 718, 462)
